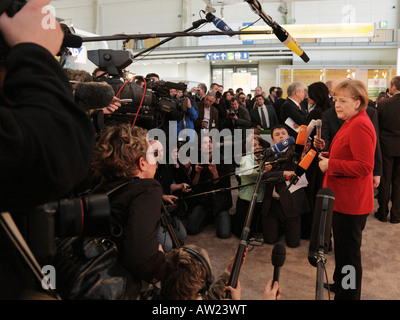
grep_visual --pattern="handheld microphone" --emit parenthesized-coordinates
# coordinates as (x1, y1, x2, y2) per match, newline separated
(244, 0, 309, 63)
(268, 136, 295, 157)
(205, 12, 233, 34)
(308, 188, 335, 267)
(271, 243, 286, 285)
(285, 148, 317, 191)
(74, 82, 115, 111)
(306, 119, 317, 141)
(295, 125, 308, 155)
(316, 119, 322, 140)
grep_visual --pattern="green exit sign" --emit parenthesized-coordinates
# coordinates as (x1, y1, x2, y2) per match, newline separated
(226, 52, 235, 60)
(379, 21, 388, 29)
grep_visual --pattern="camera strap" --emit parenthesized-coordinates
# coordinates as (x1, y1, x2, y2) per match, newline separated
(0, 212, 62, 300)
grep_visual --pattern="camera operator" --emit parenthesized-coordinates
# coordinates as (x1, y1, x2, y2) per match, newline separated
(171, 88, 198, 142)
(224, 97, 251, 131)
(0, 0, 95, 299)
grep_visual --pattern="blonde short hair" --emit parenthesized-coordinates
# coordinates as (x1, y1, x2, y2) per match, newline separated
(333, 79, 369, 111)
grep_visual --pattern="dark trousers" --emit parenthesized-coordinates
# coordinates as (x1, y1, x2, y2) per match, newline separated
(262, 198, 301, 248)
(231, 197, 263, 238)
(377, 154, 400, 222)
(332, 211, 368, 300)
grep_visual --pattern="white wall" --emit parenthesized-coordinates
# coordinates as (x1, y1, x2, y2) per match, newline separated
(51, 0, 399, 87)
(294, 0, 398, 27)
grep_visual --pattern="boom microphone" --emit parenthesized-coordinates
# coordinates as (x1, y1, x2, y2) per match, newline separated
(271, 243, 286, 285)
(74, 82, 115, 111)
(308, 188, 335, 267)
(272, 24, 310, 63)
(285, 148, 317, 191)
(62, 33, 83, 49)
(205, 12, 234, 34)
(244, 0, 309, 63)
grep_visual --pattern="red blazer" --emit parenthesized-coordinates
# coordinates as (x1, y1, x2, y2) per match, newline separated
(323, 110, 376, 215)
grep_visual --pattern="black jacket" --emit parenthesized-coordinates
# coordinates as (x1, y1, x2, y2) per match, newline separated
(0, 43, 95, 299)
(280, 98, 308, 138)
(261, 145, 310, 219)
(95, 178, 166, 283)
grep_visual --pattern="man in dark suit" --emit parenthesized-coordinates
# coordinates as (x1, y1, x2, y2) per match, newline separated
(280, 82, 308, 138)
(261, 125, 310, 248)
(375, 76, 400, 223)
(249, 86, 269, 110)
(224, 97, 251, 130)
(321, 102, 382, 190)
(194, 93, 219, 134)
(273, 87, 285, 124)
(250, 94, 279, 131)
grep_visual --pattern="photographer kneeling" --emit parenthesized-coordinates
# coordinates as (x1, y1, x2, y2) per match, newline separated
(91, 125, 167, 296)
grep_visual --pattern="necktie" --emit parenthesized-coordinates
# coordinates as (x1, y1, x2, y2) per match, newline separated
(260, 107, 268, 129)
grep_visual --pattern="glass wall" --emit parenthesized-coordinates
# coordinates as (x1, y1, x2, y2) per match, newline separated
(278, 66, 397, 99)
(211, 65, 258, 94)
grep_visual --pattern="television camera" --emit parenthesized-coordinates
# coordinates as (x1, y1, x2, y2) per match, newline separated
(88, 49, 191, 129)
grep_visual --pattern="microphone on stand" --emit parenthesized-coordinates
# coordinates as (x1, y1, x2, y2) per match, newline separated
(308, 188, 335, 267)
(271, 243, 286, 285)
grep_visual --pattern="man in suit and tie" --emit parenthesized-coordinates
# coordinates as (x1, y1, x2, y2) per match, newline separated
(194, 93, 219, 134)
(280, 82, 308, 138)
(249, 86, 269, 110)
(375, 76, 400, 223)
(250, 94, 279, 132)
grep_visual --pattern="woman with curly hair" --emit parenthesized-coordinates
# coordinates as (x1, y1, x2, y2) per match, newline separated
(91, 124, 166, 290)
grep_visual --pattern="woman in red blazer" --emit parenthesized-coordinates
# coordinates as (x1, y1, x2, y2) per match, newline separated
(314, 79, 376, 300)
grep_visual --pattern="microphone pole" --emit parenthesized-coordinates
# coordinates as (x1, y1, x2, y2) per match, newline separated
(177, 176, 285, 202)
(225, 148, 271, 298)
(132, 17, 208, 59)
(311, 188, 335, 300)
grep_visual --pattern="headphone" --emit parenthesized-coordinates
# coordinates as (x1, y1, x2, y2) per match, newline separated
(182, 247, 214, 294)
